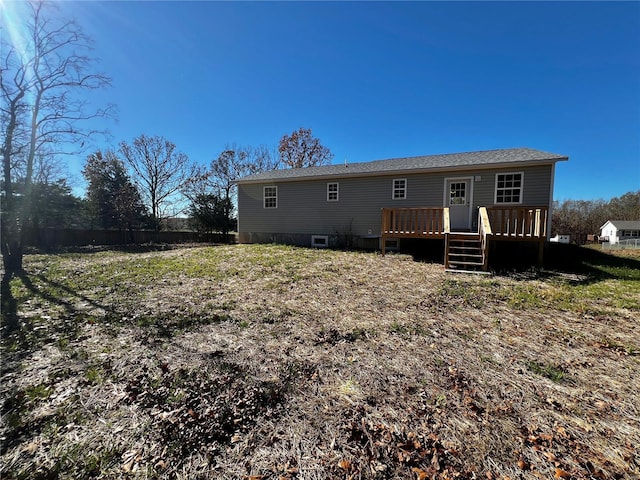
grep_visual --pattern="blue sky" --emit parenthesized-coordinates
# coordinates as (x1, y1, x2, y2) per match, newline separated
(40, 2, 640, 200)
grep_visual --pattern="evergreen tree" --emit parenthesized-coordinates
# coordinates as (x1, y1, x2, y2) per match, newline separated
(83, 151, 148, 236)
(188, 194, 235, 240)
(28, 179, 88, 229)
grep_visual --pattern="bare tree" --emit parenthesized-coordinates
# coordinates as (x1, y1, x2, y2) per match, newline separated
(245, 144, 280, 174)
(119, 134, 194, 230)
(184, 143, 278, 203)
(32, 153, 67, 185)
(210, 145, 248, 201)
(182, 143, 278, 236)
(1, 0, 113, 271)
(181, 164, 212, 203)
(208, 143, 278, 203)
(278, 127, 333, 168)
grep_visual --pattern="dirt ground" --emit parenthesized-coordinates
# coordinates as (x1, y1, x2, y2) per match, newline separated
(1, 244, 639, 479)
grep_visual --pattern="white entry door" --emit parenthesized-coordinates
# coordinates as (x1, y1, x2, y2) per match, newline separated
(445, 179, 472, 230)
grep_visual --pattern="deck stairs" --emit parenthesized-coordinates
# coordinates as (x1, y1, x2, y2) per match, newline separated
(445, 232, 488, 273)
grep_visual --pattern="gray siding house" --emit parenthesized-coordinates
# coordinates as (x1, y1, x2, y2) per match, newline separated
(236, 147, 568, 269)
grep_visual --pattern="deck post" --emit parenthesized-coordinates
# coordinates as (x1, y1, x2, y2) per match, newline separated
(537, 240, 544, 267)
(444, 233, 449, 268)
(381, 236, 386, 257)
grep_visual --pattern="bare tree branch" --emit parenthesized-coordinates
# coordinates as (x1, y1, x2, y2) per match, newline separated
(119, 134, 194, 230)
(1, 0, 113, 271)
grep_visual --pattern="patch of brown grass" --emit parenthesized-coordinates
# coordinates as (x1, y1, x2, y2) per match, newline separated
(1, 244, 639, 479)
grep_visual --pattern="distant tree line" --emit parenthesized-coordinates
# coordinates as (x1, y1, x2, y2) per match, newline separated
(80, 126, 332, 240)
(2, 126, 333, 244)
(551, 191, 639, 243)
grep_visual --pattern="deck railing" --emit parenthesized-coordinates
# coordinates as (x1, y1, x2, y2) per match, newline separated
(381, 207, 448, 256)
(381, 207, 447, 238)
(478, 207, 492, 270)
(381, 205, 549, 265)
(486, 206, 548, 240)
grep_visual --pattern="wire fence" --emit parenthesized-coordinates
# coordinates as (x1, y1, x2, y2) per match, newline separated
(602, 238, 640, 250)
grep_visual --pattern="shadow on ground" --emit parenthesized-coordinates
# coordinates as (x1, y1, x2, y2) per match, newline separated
(1, 269, 115, 368)
(397, 238, 640, 283)
(493, 242, 640, 283)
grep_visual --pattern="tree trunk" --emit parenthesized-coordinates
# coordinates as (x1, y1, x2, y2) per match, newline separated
(1, 168, 25, 272)
(1, 83, 41, 273)
(1, 213, 24, 272)
(1, 271, 19, 332)
(128, 223, 135, 244)
(1, 90, 25, 273)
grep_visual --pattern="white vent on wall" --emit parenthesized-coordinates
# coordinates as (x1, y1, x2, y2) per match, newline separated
(311, 235, 329, 248)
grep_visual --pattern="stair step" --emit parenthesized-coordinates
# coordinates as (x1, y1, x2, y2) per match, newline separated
(448, 260, 484, 266)
(445, 232, 488, 271)
(445, 268, 491, 275)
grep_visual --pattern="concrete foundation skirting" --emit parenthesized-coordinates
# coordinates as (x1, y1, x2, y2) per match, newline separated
(238, 232, 379, 250)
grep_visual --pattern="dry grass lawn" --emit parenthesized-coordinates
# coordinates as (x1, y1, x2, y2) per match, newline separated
(1, 243, 639, 479)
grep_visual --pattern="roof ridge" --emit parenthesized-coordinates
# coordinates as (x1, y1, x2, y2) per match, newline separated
(363, 147, 540, 163)
(237, 147, 568, 183)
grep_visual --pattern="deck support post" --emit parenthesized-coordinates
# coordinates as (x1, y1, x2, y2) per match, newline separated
(537, 241, 545, 267)
(444, 233, 449, 269)
(381, 237, 386, 257)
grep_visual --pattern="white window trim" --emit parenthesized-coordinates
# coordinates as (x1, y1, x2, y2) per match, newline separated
(442, 177, 474, 206)
(392, 178, 407, 200)
(494, 172, 524, 205)
(327, 182, 339, 202)
(447, 180, 468, 206)
(263, 186, 277, 209)
(311, 235, 328, 248)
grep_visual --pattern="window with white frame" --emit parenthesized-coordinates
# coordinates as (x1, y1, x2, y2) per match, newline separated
(393, 179, 407, 199)
(327, 182, 339, 201)
(263, 186, 277, 208)
(495, 172, 523, 204)
(449, 182, 467, 205)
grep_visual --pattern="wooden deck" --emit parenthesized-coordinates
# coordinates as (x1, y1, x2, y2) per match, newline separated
(381, 207, 448, 239)
(381, 205, 549, 269)
(486, 206, 548, 241)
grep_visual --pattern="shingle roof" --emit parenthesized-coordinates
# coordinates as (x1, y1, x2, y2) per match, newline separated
(237, 147, 568, 183)
(606, 220, 640, 230)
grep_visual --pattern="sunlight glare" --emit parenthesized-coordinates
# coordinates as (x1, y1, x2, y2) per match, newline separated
(0, 0, 30, 66)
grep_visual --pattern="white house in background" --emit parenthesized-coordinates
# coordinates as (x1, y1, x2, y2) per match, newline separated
(599, 220, 640, 245)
